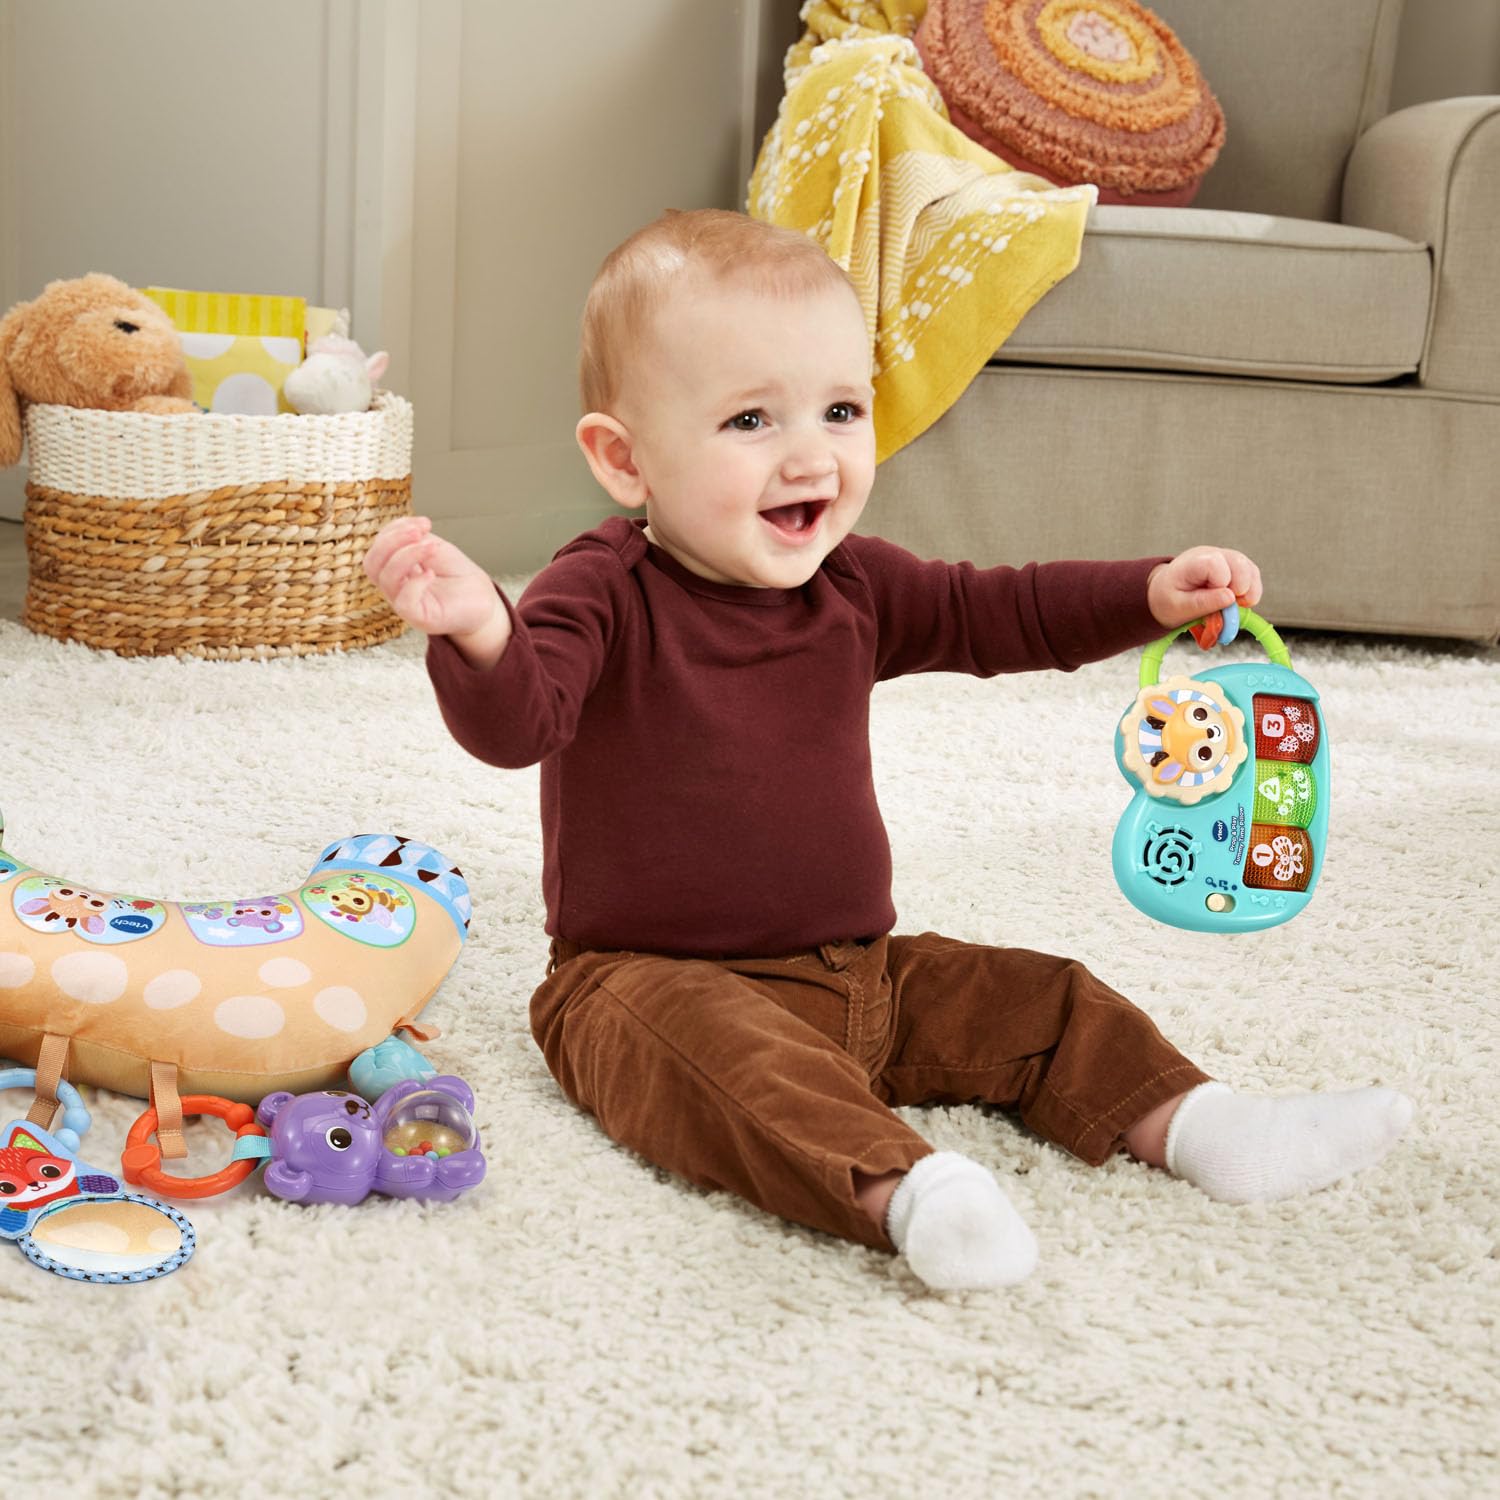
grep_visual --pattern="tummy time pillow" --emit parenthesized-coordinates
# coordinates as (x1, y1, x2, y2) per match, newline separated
(0, 812, 471, 1105)
(915, 0, 1226, 205)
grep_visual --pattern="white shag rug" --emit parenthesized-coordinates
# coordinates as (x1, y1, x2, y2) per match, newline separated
(5, 604, 1497, 1499)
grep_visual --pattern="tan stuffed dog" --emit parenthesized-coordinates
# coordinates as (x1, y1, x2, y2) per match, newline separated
(0, 272, 197, 466)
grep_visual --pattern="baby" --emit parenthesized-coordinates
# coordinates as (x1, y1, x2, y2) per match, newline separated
(366, 209, 1413, 1291)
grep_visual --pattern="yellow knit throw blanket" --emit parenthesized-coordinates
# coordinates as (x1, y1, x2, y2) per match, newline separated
(749, 0, 1096, 462)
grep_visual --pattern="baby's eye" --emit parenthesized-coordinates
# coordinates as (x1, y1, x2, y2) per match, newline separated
(725, 411, 764, 432)
(826, 402, 865, 424)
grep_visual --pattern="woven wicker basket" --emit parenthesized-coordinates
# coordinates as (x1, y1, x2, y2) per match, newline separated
(21, 393, 413, 659)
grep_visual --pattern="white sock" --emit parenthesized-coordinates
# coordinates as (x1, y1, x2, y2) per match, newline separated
(1164, 1081, 1415, 1204)
(884, 1151, 1038, 1291)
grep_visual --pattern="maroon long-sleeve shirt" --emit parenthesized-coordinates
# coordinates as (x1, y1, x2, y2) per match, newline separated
(427, 516, 1166, 957)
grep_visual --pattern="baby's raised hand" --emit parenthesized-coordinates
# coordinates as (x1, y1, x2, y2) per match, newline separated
(1147, 545, 1263, 630)
(365, 516, 510, 666)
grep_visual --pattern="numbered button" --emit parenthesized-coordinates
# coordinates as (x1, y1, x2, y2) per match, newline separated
(1253, 694, 1319, 765)
(1242, 824, 1314, 892)
(1251, 761, 1317, 829)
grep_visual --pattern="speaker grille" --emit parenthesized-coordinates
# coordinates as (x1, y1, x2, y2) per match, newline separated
(1142, 826, 1197, 886)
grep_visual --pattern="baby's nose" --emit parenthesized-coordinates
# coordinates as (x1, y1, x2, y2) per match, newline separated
(779, 446, 838, 482)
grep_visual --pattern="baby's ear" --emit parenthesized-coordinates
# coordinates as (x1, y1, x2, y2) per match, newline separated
(575, 411, 647, 509)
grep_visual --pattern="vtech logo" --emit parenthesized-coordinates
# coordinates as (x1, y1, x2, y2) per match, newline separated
(1212, 820, 1229, 843)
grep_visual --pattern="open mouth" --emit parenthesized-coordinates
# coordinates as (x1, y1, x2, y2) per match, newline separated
(759, 499, 831, 540)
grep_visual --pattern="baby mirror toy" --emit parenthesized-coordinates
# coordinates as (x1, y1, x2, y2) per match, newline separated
(0, 1067, 194, 1283)
(1113, 605, 1330, 932)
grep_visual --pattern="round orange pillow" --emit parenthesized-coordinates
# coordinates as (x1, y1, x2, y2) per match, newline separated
(916, 0, 1226, 205)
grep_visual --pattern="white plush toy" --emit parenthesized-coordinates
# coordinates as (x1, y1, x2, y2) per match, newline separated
(283, 327, 390, 415)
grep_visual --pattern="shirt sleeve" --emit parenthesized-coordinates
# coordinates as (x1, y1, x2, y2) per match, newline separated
(424, 537, 630, 768)
(841, 533, 1171, 681)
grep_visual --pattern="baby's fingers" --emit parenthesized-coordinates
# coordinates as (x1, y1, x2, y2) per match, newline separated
(364, 514, 432, 584)
(390, 560, 444, 631)
(1230, 556, 1263, 609)
(373, 536, 439, 610)
(1185, 584, 1238, 616)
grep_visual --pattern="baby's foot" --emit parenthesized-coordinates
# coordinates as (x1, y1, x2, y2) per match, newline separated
(1164, 1082, 1414, 1204)
(885, 1151, 1037, 1291)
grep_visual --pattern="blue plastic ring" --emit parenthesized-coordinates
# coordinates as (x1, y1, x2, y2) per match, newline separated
(0, 1066, 92, 1154)
(1218, 601, 1241, 646)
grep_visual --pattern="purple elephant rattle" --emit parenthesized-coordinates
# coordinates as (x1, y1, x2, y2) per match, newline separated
(254, 1076, 486, 1206)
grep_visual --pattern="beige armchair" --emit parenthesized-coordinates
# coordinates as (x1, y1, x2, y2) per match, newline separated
(865, 0, 1500, 642)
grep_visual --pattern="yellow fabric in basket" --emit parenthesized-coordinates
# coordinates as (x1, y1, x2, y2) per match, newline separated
(143, 286, 307, 415)
(143, 287, 305, 338)
(748, 0, 1096, 462)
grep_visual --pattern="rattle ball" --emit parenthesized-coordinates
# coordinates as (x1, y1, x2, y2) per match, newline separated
(383, 1088, 476, 1159)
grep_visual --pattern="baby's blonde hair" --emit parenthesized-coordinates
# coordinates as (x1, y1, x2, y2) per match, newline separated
(578, 209, 859, 414)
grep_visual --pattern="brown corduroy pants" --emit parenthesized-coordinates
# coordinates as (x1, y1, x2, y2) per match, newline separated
(529, 931, 1211, 1251)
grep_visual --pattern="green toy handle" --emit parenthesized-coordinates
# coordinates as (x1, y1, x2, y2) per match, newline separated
(1138, 607, 1291, 687)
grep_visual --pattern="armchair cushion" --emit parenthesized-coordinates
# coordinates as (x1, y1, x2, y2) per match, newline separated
(997, 204, 1430, 383)
(1343, 97, 1500, 396)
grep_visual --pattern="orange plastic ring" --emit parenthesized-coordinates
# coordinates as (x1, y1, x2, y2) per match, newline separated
(121, 1094, 268, 1200)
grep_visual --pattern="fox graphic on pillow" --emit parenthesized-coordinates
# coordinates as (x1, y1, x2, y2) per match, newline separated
(0, 1122, 121, 1234)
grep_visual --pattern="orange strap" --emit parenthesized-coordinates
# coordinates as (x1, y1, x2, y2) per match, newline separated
(397, 1015, 442, 1043)
(25, 1033, 71, 1132)
(150, 1060, 188, 1161)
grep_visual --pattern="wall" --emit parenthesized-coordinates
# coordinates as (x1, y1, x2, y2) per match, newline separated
(1391, 0, 1500, 108)
(403, 0, 773, 568)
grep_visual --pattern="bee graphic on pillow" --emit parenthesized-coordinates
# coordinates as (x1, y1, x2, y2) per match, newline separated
(1119, 676, 1248, 805)
(328, 881, 404, 928)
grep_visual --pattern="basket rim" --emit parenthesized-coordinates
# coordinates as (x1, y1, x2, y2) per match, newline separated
(23, 389, 412, 428)
(22, 391, 413, 499)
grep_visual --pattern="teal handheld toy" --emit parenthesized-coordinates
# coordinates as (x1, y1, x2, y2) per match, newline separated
(1112, 607, 1329, 932)
(0, 1067, 194, 1283)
